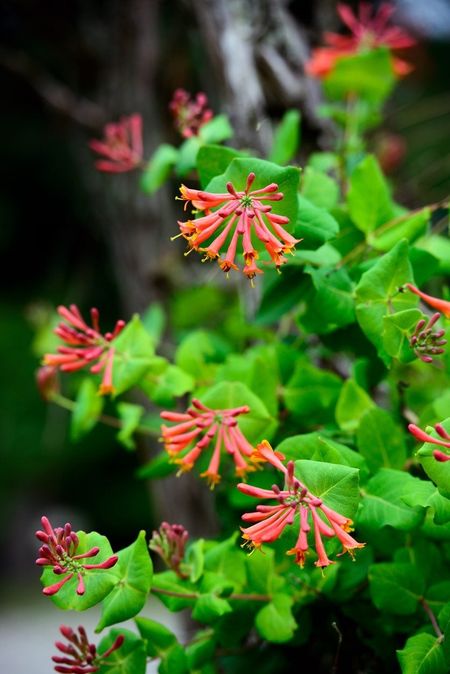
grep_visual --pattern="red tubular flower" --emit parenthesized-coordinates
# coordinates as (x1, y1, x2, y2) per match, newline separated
(160, 399, 256, 487)
(169, 89, 213, 138)
(408, 423, 450, 462)
(238, 441, 365, 568)
(52, 625, 124, 673)
(306, 2, 416, 79)
(43, 305, 126, 395)
(176, 172, 301, 280)
(409, 312, 446, 363)
(89, 114, 143, 173)
(149, 522, 189, 578)
(405, 284, 450, 319)
(36, 516, 118, 597)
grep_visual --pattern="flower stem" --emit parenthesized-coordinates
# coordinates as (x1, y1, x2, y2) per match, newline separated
(419, 597, 443, 639)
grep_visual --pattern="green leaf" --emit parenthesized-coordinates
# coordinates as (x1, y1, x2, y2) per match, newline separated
(335, 379, 374, 432)
(137, 451, 177, 479)
(151, 571, 197, 611)
(97, 629, 147, 674)
(347, 155, 394, 234)
(371, 208, 430, 251)
(356, 407, 407, 472)
(96, 531, 153, 631)
(158, 643, 189, 674)
(186, 633, 215, 669)
(42, 531, 118, 611)
(397, 633, 447, 674)
(295, 460, 360, 518)
(369, 562, 425, 614)
(199, 114, 233, 144)
(383, 308, 423, 363)
(299, 266, 355, 334)
(141, 303, 166, 347)
(324, 47, 396, 103)
(140, 364, 195, 407)
(175, 136, 201, 177)
(187, 538, 205, 583)
(359, 469, 428, 531)
(200, 381, 278, 443)
(255, 267, 308, 325)
(284, 360, 342, 424)
(417, 234, 450, 275)
(277, 433, 368, 478)
(71, 378, 104, 441)
(268, 110, 301, 165)
(140, 144, 178, 194)
(255, 593, 297, 643)
(192, 593, 232, 623)
(116, 402, 144, 450)
(112, 315, 157, 395)
(175, 330, 229, 383)
(294, 195, 340, 248)
(203, 535, 246, 591)
(206, 157, 300, 226)
(419, 418, 450, 498)
(197, 145, 244, 188)
(135, 616, 177, 657)
(354, 240, 416, 363)
(301, 167, 339, 210)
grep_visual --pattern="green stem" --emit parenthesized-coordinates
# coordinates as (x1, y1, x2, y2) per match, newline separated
(419, 597, 443, 640)
(151, 586, 270, 602)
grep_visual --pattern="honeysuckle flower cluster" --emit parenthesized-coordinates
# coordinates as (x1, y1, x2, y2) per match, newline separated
(35, 516, 118, 596)
(89, 114, 143, 172)
(160, 399, 257, 487)
(409, 423, 450, 463)
(149, 521, 189, 578)
(169, 88, 213, 138)
(43, 305, 126, 395)
(306, 2, 416, 78)
(176, 172, 301, 280)
(406, 283, 450, 319)
(409, 313, 446, 363)
(52, 625, 124, 674)
(238, 441, 365, 568)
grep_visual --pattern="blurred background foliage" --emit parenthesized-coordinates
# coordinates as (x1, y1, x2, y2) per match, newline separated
(0, 0, 449, 589)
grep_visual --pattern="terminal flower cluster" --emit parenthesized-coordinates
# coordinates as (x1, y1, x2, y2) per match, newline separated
(35, 516, 118, 596)
(169, 88, 213, 138)
(306, 2, 416, 78)
(408, 422, 450, 463)
(160, 399, 257, 487)
(43, 304, 126, 395)
(409, 312, 446, 363)
(238, 442, 365, 567)
(149, 521, 189, 578)
(52, 624, 124, 673)
(177, 172, 300, 279)
(89, 114, 143, 172)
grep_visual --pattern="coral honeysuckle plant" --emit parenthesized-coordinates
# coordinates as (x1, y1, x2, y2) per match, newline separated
(33, 5, 450, 674)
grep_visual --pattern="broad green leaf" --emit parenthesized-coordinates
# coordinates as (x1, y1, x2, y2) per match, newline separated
(369, 562, 425, 614)
(141, 303, 166, 347)
(135, 616, 177, 657)
(277, 433, 368, 478)
(112, 315, 157, 395)
(417, 234, 450, 275)
(335, 379, 374, 432)
(140, 364, 195, 407)
(71, 378, 104, 441)
(294, 195, 340, 248)
(42, 531, 118, 611)
(284, 360, 342, 424)
(295, 460, 360, 519)
(158, 643, 189, 674)
(197, 145, 243, 188)
(203, 535, 246, 591)
(192, 593, 232, 623)
(255, 267, 308, 325)
(97, 629, 147, 674)
(268, 109, 301, 165)
(175, 136, 201, 177)
(175, 330, 230, 384)
(200, 381, 278, 443)
(206, 157, 300, 225)
(186, 633, 215, 670)
(255, 593, 297, 643)
(354, 240, 416, 363)
(383, 308, 423, 363)
(187, 538, 205, 583)
(116, 402, 144, 450)
(245, 546, 276, 595)
(419, 418, 450, 498)
(96, 531, 153, 631)
(299, 266, 355, 334)
(288, 243, 342, 267)
(428, 490, 450, 525)
(301, 167, 339, 210)
(356, 407, 407, 472)
(324, 47, 395, 103)
(347, 155, 394, 234)
(371, 208, 430, 251)
(359, 469, 428, 531)
(151, 571, 197, 611)
(198, 114, 233, 144)
(140, 144, 178, 194)
(397, 633, 447, 674)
